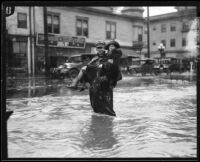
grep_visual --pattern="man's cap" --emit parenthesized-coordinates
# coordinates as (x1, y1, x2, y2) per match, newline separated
(105, 40, 120, 50)
(95, 40, 105, 47)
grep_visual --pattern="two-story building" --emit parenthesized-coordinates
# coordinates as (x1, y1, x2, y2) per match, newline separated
(6, 6, 145, 76)
(144, 7, 198, 59)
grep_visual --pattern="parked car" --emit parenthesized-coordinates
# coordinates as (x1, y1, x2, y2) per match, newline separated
(50, 53, 96, 79)
(140, 58, 155, 75)
(129, 58, 142, 74)
(153, 58, 171, 74)
(168, 58, 191, 73)
(129, 58, 155, 75)
(119, 56, 140, 74)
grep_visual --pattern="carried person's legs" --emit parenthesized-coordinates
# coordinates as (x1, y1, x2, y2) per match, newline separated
(68, 66, 87, 88)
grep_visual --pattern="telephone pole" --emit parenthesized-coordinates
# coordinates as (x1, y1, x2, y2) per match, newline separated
(43, 6, 50, 77)
(147, 6, 150, 58)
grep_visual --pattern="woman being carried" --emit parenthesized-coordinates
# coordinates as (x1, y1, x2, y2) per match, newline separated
(68, 40, 122, 116)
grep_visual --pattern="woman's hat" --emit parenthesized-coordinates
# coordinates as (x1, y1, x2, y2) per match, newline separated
(95, 40, 105, 47)
(105, 40, 120, 50)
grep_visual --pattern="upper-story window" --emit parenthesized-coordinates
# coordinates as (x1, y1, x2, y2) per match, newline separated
(76, 16, 88, 37)
(47, 12, 60, 34)
(17, 13, 27, 28)
(161, 40, 166, 47)
(182, 22, 190, 32)
(170, 23, 176, 31)
(133, 26, 143, 42)
(138, 27, 143, 41)
(182, 38, 187, 46)
(106, 21, 116, 39)
(161, 24, 166, 32)
(12, 36, 27, 67)
(170, 39, 176, 47)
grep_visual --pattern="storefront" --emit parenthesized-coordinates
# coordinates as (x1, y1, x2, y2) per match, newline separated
(35, 33, 94, 74)
(7, 35, 28, 77)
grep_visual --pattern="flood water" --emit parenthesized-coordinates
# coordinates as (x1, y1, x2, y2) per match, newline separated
(6, 75, 197, 158)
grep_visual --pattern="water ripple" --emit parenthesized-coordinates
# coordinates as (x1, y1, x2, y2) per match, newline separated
(7, 78, 197, 158)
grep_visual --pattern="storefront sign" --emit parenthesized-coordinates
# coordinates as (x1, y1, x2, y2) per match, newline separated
(36, 33, 86, 49)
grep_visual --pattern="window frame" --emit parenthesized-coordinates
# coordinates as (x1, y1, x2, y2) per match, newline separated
(161, 24, 167, 33)
(161, 40, 166, 47)
(182, 22, 189, 30)
(12, 37, 27, 67)
(47, 12, 60, 34)
(106, 21, 116, 40)
(76, 16, 89, 38)
(182, 38, 187, 47)
(170, 38, 176, 47)
(170, 23, 176, 32)
(17, 12, 27, 29)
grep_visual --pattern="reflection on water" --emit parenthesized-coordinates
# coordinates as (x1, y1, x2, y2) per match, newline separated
(6, 76, 197, 158)
(82, 115, 117, 154)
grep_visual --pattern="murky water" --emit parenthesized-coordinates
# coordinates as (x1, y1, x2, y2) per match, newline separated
(6, 76, 197, 158)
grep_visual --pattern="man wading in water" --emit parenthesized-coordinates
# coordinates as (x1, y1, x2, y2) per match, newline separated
(68, 40, 122, 116)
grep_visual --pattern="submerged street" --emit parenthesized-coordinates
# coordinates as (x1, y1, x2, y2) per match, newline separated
(6, 74, 197, 158)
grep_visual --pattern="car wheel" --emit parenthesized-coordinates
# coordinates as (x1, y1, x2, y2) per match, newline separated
(69, 69, 79, 79)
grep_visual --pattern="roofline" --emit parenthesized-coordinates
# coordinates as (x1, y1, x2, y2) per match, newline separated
(76, 7, 145, 22)
(145, 9, 197, 22)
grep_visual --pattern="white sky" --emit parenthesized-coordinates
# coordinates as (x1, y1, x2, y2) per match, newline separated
(143, 7, 177, 17)
(117, 7, 177, 17)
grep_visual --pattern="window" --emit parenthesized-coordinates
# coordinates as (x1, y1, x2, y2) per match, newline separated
(170, 39, 176, 47)
(182, 38, 186, 46)
(183, 22, 189, 30)
(170, 23, 176, 31)
(76, 17, 88, 37)
(17, 13, 27, 28)
(138, 27, 143, 41)
(106, 21, 116, 39)
(153, 42, 156, 46)
(153, 27, 156, 31)
(161, 40, 166, 47)
(182, 22, 190, 32)
(12, 37, 27, 67)
(161, 24, 166, 32)
(47, 12, 60, 34)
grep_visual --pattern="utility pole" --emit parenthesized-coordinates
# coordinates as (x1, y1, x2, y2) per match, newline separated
(29, 6, 33, 76)
(43, 6, 50, 77)
(147, 6, 150, 58)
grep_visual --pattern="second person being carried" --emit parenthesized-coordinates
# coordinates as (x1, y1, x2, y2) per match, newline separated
(67, 40, 122, 90)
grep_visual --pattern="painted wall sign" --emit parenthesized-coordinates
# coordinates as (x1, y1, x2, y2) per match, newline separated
(36, 33, 86, 49)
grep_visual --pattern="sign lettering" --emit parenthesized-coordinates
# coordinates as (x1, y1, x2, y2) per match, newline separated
(36, 33, 86, 49)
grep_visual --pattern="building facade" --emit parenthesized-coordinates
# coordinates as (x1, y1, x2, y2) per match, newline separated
(6, 6, 145, 76)
(145, 7, 198, 59)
